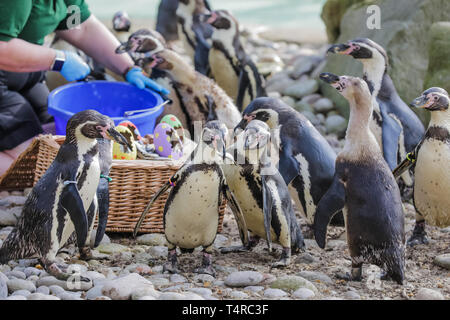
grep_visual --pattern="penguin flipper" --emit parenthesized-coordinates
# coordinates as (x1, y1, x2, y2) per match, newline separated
(193, 24, 211, 75)
(278, 151, 300, 186)
(314, 175, 345, 249)
(223, 184, 249, 247)
(261, 175, 274, 252)
(94, 178, 109, 247)
(205, 95, 218, 122)
(60, 182, 88, 250)
(133, 180, 173, 238)
(236, 69, 248, 111)
(379, 105, 402, 170)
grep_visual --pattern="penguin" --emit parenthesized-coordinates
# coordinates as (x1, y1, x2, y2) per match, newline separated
(176, 0, 213, 75)
(393, 88, 450, 246)
(317, 73, 405, 284)
(234, 97, 344, 231)
(0, 110, 131, 280)
(133, 121, 248, 276)
(204, 10, 267, 111)
(156, 0, 180, 42)
(221, 120, 305, 267)
(116, 29, 189, 131)
(327, 38, 425, 194)
(119, 43, 242, 131)
(112, 11, 132, 44)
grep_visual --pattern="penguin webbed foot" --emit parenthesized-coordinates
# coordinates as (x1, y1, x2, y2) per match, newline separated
(407, 221, 428, 247)
(194, 252, 216, 277)
(271, 247, 291, 268)
(44, 261, 90, 282)
(220, 245, 252, 254)
(336, 265, 362, 282)
(79, 247, 109, 261)
(163, 249, 180, 274)
(379, 270, 403, 285)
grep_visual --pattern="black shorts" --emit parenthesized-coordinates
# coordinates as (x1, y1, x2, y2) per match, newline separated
(0, 70, 50, 151)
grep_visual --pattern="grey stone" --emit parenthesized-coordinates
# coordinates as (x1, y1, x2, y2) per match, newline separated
(36, 276, 93, 291)
(325, 115, 347, 137)
(101, 273, 155, 300)
(82, 271, 106, 282)
(162, 284, 192, 292)
(290, 56, 324, 79)
(96, 243, 128, 254)
(7, 278, 36, 293)
(170, 274, 187, 283)
(295, 253, 317, 264)
(157, 292, 189, 300)
(230, 290, 249, 299)
(326, 240, 347, 250)
(131, 287, 161, 300)
(214, 265, 238, 275)
(86, 285, 105, 300)
(90, 229, 110, 247)
(23, 267, 42, 278)
(344, 290, 361, 300)
(266, 74, 296, 93)
(148, 276, 170, 287)
(6, 295, 27, 300)
(49, 285, 65, 296)
(0, 196, 27, 207)
(244, 286, 265, 293)
(281, 96, 296, 108)
(294, 101, 314, 113)
(188, 288, 212, 298)
(293, 288, 315, 299)
(36, 286, 50, 295)
(135, 233, 167, 246)
(302, 111, 319, 125)
(58, 292, 83, 300)
(433, 254, 450, 270)
(213, 234, 229, 248)
(193, 274, 215, 284)
(301, 94, 322, 105)
(0, 272, 7, 299)
(148, 246, 168, 259)
(225, 271, 264, 287)
(11, 289, 31, 297)
(283, 79, 319, 99)
(27, 293, 60, 300)
(298, 271, 333, 284)
(0, 207, 21, 226)
(415, 288, 444, 300)
(313, 98, 334, 113)
(270, 275, 318, 294)
(17, 259, 38, 268)
(263, 288, 288, 298)
(5, 270, 26, 280)
(181, 292, 205, 300)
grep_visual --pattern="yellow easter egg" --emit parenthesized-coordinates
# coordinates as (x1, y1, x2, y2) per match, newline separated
(112, 126, 137, 160)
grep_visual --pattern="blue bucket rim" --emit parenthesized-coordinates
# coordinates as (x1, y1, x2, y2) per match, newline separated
(48, 80, 165, 122)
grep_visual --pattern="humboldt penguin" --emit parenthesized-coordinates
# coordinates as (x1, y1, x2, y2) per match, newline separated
(0, 110, 130, 279)
(116, 29, 189, 130)
(393, 88, 450, 246)
(204, 10, 267, 111)
(136, 47, 242, 130)
(234, 97, 343, 230)
(317, 73, 405, 284)
(176, 0, 213, 75)
(328, 38, 425, 195)
(156, 0, 180, 42)
(221, 120, 304, 267)
(134, 121, 248, 276)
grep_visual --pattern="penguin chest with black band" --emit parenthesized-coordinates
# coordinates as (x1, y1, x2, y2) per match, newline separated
(414, 130, 450, 227)
(164, 164, 223, 249)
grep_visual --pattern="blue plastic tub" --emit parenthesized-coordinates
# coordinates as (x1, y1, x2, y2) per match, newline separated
(48, 81, 165, 135)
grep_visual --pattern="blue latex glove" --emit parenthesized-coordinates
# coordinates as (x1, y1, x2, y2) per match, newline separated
(125, 67, 170, 96)
(60, 51, 91, 82)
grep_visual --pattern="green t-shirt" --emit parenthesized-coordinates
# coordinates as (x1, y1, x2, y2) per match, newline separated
(0, 0, 91, 45)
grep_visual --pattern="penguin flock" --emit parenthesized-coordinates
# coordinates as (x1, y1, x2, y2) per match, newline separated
(1, 2, 449, 292)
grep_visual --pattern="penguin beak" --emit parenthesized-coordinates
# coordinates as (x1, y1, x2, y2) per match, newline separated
(319, 72, 340, 85)
(105, 127, 133, 151)
(327, 43, 355, 56)
(410, 96, 429, 109)
(115, 42, 132, 54)
(234, 114, 255, 134)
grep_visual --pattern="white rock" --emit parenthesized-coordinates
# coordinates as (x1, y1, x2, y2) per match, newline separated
(230, 290, 249, 299)
(344, 290, 361, 300)
(36, 286, 50, 295)
(225, 271, 264, 287)
(11, 289, 31, 297)
(213, 234, 229, 248)
(131, 287, 161, 300)
(170, 274, 187, 283)
(135, 233, 167, 246)
(434, 254, 450, 270)
(244, 286, 265, 293)
(263, 288, 288, 298)
(49, 285, 66, 296)
(27, 293, 60, 300)
(94, 296, 112, 300)
(0, 196, 27, 207)
(148, 246, 168, 259)
(36, 276, 93, 291)
(6, 295, 27, 300)
(193, 274, 215, 284)
(6, 270, 27, 280)
(415, 288, 444, 300)
(90, 229, 111, 247)
(96, 243, 128, 254)
(82, 271, 106, 282)
(157, 292, 189, 300)
(138, 295, 156, 300)
(23, 267, 42, 278)
(6, 278, 36, 293)
(293, 288, 315, 299)
(58, 292, 83, 300)
(0, 272, 7, 299)
(188, 288, 212, 298)
(86, 285, 105, 300)
(313, 98, 334, 113)
(0, 207, 21, 226)
(297, 271, 333, 284)
(181, 292, 205, 300)
(101, 273, 155, 300)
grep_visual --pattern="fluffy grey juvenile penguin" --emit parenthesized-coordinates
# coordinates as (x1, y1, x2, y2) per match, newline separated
(328, 38, 425, 196)
(204, 10, 267, 110)
(0, 110, 130, 280)
(394, 88, 450, 246)
(221, 120, 304, 267)
(134, 121, 248, 276)
(317, 73, 405, 284)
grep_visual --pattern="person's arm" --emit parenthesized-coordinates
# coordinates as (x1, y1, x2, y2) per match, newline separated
(55, 15, 132, 76)
(0, 38, 56, 72)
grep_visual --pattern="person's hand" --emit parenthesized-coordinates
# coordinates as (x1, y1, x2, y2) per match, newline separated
(125, 66, 170, 95)
(60, 51, 91, 81)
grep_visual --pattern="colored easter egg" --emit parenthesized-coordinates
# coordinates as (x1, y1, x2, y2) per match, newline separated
(153, 123, 183, 160)
(112, 126, 137, 160)
(118, 120, 142, 141)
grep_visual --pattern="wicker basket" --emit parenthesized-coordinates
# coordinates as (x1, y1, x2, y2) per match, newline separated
(0, 135, 226, 234)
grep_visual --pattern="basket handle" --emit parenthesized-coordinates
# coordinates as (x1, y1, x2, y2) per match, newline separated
(123, 99, 171, 117)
